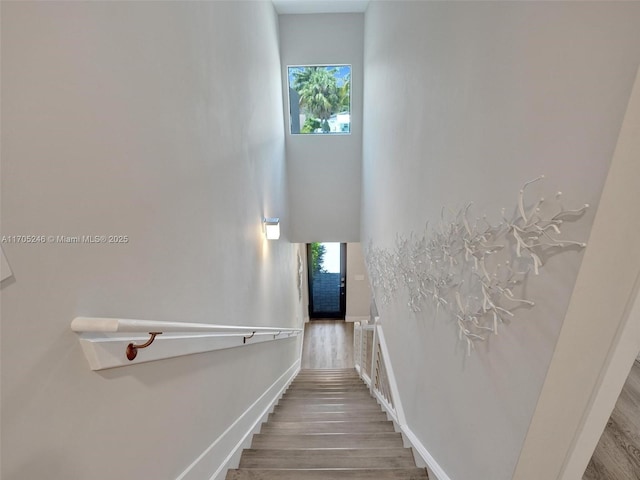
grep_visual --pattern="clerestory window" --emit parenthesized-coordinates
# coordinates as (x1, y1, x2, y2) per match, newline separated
(287, 65, 351, 135)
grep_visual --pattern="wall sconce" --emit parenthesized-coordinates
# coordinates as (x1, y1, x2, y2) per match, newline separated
(263, 218, 280, 240)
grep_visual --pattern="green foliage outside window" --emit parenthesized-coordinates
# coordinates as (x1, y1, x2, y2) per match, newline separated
(289, 65, 351, 134)
(310, 243, 327, 274)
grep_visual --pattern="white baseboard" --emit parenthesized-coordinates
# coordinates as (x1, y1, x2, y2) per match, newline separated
(175, 360, 300, 480)
(355, 324, 452, 480)
(369, 383, 451, 480)
(400, 425, 452, 480)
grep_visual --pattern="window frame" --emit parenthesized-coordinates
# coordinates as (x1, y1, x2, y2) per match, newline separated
(286, 64, 353, 136)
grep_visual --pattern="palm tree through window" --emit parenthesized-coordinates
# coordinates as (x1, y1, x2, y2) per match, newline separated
(288, 65, 351, 135)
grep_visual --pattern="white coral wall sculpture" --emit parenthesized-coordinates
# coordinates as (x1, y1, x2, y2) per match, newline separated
(365, 176, 588, 355)
(297, 250, 304, 302)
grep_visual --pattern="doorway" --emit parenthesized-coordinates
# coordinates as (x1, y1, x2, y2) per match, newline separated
(307, 242, 346, 319)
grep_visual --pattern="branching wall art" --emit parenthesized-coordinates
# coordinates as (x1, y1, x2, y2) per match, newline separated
(364, 176, 589, 355)
(297, 250, 304, 302)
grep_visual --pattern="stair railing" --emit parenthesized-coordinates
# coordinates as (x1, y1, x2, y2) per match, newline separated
(354, 318, 398, 422)
(71, 317, 302, 371)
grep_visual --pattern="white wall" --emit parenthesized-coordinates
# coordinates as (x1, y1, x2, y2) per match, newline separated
(279, 13, 364, 243)
(346, 243, 371, 322)
(1, 2, 302, 479)
(514, 66, 640, 480)
(362, 2, 640, 479)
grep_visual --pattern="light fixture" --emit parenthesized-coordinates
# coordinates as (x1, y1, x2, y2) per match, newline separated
(263, 217, 280, 240)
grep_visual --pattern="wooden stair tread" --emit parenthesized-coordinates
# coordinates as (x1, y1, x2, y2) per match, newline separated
(290, 384, 366, 387)
(226, 468, 428, 479)
(274, 405, 382, 413)
(240, 448, 415, 469)
(260, 420, 395, 434)
(286, 386, 370, 390)
(269, 411, 389, 422)
(279, 398, 379, 404)
(225, 370, 428, 479)
(285, 389, 371, 394)
(251, 433, 405, 449)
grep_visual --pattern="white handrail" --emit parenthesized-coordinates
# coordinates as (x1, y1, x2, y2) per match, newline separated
(71, 317, 302, 371)
(71, 317, 301, 335)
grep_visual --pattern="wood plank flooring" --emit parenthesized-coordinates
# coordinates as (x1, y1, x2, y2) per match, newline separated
(584, 360, 640, 480)
(301, 319, 354, 369)
(226, 369, 428, 479)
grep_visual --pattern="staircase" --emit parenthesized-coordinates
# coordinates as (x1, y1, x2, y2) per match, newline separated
(226, 368, 428, 479)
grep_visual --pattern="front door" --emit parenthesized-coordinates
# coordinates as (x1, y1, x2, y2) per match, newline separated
(307, 243, 346, 319)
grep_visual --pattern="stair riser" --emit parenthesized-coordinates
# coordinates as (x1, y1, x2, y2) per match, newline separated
(292, 377, 364, 384)
(292, 377, 364, 383)
(296, 372, 360, 375)
(279, 398, 379, 405)
(287, 383, 369, 388)
(288, 383, 368, 388)
(251, 433, 404, 449)
(286, 386, 370, 391)
(226, 469, 428, 479)
(290, 383, 366, 388)
(261, 422, 395, 434)
(274, 405, 382, 413)
(298, 370, 357, 374)
(283, 392, 374, 396)
(240, 457, 415, 469)
(240, 448, 413, 462)
(268, 412, 389, 422)
(283, 393, 373, 400)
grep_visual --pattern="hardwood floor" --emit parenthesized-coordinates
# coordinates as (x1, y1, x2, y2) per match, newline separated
(584, 360, 640, 480)
(301, 319, 354, 369)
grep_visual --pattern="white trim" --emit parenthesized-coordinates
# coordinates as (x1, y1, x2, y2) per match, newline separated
(560, 273, 640, 478)
(71, 317, 300, 334)
(175, 360, 300, 480)
(76, 331, 301, 371)
(355, 320, 446, 478)
(401, 424, 453, 480)
(378, 325, 450, 479)
(358, 322, 452, 480)
(71, 317, 301, 370)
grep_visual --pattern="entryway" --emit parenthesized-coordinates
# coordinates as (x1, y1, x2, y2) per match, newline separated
(306, 242, 346, 319)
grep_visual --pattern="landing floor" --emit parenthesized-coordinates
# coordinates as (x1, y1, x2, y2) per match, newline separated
(301, 319, 354, 369)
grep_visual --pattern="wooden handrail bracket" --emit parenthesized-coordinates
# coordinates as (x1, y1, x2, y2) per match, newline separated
(126, 332, 162, 361)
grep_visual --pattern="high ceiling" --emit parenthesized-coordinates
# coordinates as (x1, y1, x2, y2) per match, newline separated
(272, 0, 369, 15)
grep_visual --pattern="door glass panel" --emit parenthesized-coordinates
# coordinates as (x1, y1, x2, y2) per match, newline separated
(307, 243, 346, 319)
